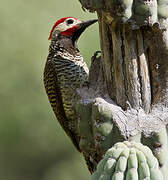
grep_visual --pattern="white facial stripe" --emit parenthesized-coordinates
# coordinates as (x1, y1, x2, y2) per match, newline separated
(55, 18, 81, 32)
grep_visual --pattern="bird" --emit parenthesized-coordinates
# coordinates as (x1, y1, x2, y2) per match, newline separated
(43, 17, 97, 153)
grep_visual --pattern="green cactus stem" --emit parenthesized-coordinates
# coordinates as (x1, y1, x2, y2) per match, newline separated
(91, 141, 163, 180)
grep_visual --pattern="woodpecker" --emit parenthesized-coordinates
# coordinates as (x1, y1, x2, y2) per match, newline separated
(44, 17, 97, 152)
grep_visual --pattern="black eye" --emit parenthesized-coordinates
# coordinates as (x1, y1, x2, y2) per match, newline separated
(67, 19, 74, 25)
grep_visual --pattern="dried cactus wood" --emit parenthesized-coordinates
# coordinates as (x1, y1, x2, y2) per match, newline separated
(75, 0, 168, 177)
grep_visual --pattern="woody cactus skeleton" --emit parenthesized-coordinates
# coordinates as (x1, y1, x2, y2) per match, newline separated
(72, 0, 168, 178)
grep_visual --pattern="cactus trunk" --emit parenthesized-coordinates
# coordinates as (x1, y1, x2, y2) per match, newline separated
(72, 0, 168, 178)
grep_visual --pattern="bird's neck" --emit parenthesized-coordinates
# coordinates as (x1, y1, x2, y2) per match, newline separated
(50, 36, 80, 56)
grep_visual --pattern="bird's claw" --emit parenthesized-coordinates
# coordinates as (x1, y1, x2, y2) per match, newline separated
(91, 51, 101, 62)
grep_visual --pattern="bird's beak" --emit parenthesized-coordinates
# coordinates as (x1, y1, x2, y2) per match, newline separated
(71, 19, 98, 43)
(78, 19, 98, 29)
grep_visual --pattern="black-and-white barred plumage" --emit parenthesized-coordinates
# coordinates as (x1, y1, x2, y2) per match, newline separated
(44, 35, 89, 151)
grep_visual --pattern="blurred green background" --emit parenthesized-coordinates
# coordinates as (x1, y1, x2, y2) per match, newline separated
(0, 0, 99, 179)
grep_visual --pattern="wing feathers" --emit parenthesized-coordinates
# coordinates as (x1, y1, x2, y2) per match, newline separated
(43, 59, 81, 152)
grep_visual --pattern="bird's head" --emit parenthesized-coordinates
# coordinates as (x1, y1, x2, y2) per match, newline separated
(48, 17, 98, 43)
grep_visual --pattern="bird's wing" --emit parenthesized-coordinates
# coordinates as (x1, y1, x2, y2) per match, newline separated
(43, 58, 81, 152)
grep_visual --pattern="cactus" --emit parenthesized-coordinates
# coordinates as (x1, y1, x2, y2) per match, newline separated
(79, 0, 168, 28)
(91, 141, 163, 180)
(77, 0, 168, 177)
